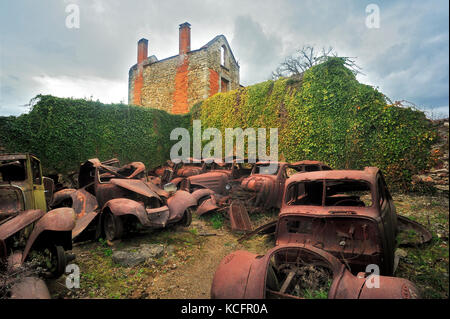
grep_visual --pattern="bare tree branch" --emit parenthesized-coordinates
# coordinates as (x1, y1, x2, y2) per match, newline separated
(272, 45, 362, 80)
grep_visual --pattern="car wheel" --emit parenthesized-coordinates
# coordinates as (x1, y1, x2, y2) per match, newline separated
(47, 245, 66, 279)
(179, 207, 193, 227)
(103, 212, 124, 241)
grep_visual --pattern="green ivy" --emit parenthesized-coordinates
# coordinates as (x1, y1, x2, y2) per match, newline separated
(0, 59, 437, 190)
(0, 95, 190, 174)
(192, 58, 437, 190)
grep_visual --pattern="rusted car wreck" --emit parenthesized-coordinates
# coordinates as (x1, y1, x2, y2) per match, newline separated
(211, 244, 420, 299)
(51, 158, 197, 241)
(240, 161, 332, 209)
(0, 153, 76, 298)
(213, 166, 431, 298)
(276, 167, 431, 275)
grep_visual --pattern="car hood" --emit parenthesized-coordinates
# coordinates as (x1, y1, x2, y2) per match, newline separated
(110, 178, 161, 201)
(188, 172, 229, 194)
(241, 175, 276, 192)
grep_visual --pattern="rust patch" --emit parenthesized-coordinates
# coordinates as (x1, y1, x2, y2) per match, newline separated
(211, 244, 421, 299)
(133, 71, 144, 106)
(209, 68, 219, 96)
(172, 56, 190, 114)
(228, 201, 252, 232)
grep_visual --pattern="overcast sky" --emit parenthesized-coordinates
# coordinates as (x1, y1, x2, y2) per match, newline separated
(0, 0, 448, 118)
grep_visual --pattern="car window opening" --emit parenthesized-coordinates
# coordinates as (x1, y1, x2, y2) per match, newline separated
(286, 180, 373, 207)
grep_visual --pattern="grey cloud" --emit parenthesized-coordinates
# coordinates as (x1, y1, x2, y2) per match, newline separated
(0, 0, 448, 117)
(231, 15, 283, 84)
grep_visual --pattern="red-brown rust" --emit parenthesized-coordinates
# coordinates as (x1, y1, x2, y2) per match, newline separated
(191, 188, 216, 202)
(109, 179, 160, 201)
(276, 167, 405, 275)
(167, 190, 197, 222)
(211, 244, 420, 299)
(103, 198, 149, 225)
(228, 202, 252, 232)
(196, 195, 219, 216)
(187, 171, 229, 195)
(21, 207, 76, 263)
(0, 210, 45, 241)
(72, 211, 98, 239)
(50, 188, 77, 207)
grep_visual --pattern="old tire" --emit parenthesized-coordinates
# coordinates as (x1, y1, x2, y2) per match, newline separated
(48, 245, 66, 279)
(103, 212, 124, 241)
(179, 207, 193, 227)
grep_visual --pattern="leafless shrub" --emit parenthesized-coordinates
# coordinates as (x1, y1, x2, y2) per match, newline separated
(272, 45, 362, 80)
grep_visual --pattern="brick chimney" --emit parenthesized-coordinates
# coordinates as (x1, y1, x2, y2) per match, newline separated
(137, 38, 148, 64)
(179, 22, 191, 55)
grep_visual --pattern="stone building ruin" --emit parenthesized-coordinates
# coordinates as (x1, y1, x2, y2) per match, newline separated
(128, 22, 240, 114)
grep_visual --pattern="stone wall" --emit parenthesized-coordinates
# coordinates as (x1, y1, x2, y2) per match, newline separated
(205, 36, 240, 94)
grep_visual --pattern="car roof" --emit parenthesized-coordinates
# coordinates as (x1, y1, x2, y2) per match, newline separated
(289, 160, 329, 166)
(286, 167, 379, 185)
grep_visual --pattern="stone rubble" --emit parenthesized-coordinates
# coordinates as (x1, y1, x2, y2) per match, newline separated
(412, 118, 449, 194)
(112, 244, 165, 267)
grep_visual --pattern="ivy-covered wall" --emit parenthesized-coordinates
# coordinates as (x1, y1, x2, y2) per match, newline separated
(0, 95, 190, 174)
(0, 58, 437, 189)
(192, 58, 437, 189)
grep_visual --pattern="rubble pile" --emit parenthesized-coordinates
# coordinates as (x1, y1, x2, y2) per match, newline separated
(413, 118, 449, 194)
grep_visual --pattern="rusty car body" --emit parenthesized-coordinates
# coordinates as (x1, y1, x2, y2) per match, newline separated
(240, 161, 331, 209)
(275, 167, 431, 275)
(51, 158, 197, 241)
(149, 158, 207, 186)
(0, 153, 76, 298)
(183, 158, 255, 194)
(211, 244, 420, 299)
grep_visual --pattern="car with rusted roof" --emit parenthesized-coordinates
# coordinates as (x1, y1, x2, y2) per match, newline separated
(211, 244, 420, 299)
(51, 158, 198, 241)
(276, 167, 431, 275)
(240, 161, 332, 209)
(150, 158, 207, 186)
(179, 157, 254, 195)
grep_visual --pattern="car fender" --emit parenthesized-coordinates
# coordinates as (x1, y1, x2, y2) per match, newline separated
(170, 177, 184, 187)
(167, 190, 197, 222)
(102, 198, 149, 226)
(21, 207, 76, 263)
(191, 188, 215, 202)
(50, 188, 77, 207)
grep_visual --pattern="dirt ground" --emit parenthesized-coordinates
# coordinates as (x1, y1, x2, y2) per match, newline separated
(46, 192, 449, 299)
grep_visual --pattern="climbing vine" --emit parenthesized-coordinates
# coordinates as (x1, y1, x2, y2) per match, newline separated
(0, 59, 437, 189)
(0, 95, 190, 174)
(193, 58, 437, 189)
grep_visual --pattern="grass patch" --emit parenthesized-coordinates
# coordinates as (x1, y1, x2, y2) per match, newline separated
(393, 193, 449, 298)
(201, 213, 225, 229)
